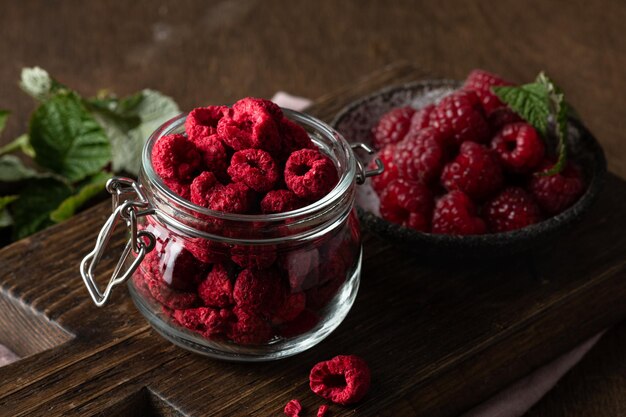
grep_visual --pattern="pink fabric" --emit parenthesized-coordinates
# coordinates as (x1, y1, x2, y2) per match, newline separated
(0, 344, 19, 367)
(271, 92, 312, 111)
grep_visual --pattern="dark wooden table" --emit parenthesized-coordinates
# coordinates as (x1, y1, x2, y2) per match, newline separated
(1, 1, 626, 415)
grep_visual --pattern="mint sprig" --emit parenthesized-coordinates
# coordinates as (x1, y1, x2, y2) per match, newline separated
(0, 66, 181, 243)
(493, 72, 571, 176)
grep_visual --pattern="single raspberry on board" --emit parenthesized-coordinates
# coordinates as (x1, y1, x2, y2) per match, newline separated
(441, 141, 504, 201)
(462, 69, 513, 113)
(233, 268, 282, 317)
(487, 107, 523, 133)
(483, 187, 543, 233)
(409, 104, 435, 131)
(173, 307, 230, 338)
(309, 355, 371, 405)
(227, 306, 273, 345)
(228, 148, 280, 192)
(209, 182, 255, 214)
(429, 90, 490, 146)
(371, 106, 415, 149)
(190, 171, 222, 208)
(185, 105, 229, 143)
(217, 98, 281, 152)
(379, 179, 434, 232)
(529, 161, 585, 215)
(395, 127, 446, 184)
(197, 263, 235, 308)
(195, 135, 230, 181)
(152, 133, 202, 181)
(431, 190, 487, 235)
(369, 144, 399, 193)
(491, 122, 545, 173)
(285, 149, 338, 200)
(260, 189, 305, 214)
(283, 399, 302, 417)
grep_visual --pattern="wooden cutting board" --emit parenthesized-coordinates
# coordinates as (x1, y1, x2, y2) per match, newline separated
(1, 63, 626, 417)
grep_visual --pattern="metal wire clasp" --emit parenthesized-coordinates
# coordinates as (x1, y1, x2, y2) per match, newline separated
(80, 177, 156, 307)
(351, 142, 384, 184)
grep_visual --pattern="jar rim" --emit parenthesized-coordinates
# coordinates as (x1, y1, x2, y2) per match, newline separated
(141, 108, 357, 223)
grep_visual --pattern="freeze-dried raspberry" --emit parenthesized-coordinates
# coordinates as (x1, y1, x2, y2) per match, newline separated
(484, 187, 542, 233)
(228, 149, 280, 192)
(260, 189, 305, 214)
(491, 122, 545, 173)
(529, 161, 585, 215)
(274, 291, 306, 323)
(228, 307, 273, 345)
(281, 248, 319, 291)
(198, 264, 235, 308)
(185, 106, 229, 143)
(306, 257, 347, 309)
(283, 399, 302, 417)
(431, 190, 487, 235)
(371, 106, 415, 149)
(285, 149, 338, 200)
(217, 99, 281, 153)
(317, 405, 329, 417)
(163, 177, 191, 200)
(185, 238, 230, 264)
(409, 104, 435, 131)
(144, 272, 199, 310)
(152, 133, 202, 181)
(143, 249, 205, 291)
(395, 127, 446, 184)
(173, 307, 230, 338)
(190, 171, 222, 208)
(195, 135, 230, 182)
(463, 69, 513, 113)
(278, 117, 316, 158)
(209, 182, 255, 214)
(233, 97, 283, 121)
(429, 90, 490, 146)
(369, 144, 399, 193)
(278, 309, 319, 338)
(441, 141, 504, 201)
(487, 107, 523, 133)
(379, 179, 434, 232)
(233, 268, 282, 317)
(309, 355, 371, 405)
(230, 244, 277, 269)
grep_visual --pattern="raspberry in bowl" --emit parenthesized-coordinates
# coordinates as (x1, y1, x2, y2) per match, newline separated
(332, 71, 607, 258)
(80, 98, 380, 361)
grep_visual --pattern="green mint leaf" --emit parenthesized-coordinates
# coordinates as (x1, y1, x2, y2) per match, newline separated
(10, 178, 73, 240)
(535, 72, 569, 176)
(50, 171, 109, 222)
(0, 110, 8, 135)
(29, 91, 111, 181)
(94, 89, 179, 175)
(0, 155, 42, 182)
(493, 83, 550, 136)
(0, 134, 36, 158)
(19, 67, 67, 101)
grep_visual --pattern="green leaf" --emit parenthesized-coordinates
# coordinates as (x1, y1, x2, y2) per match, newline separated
(493, 83, 550, 136)
(10, 178, 72, 240)
(0, 155, 41, 182)
(0, 134, 36, 158)
(94, 89, 179, 175)
(29, 92, 111, 181)
(535, 73, 569, 176)
(50, 171, 109, 222)
(0, 195, 18, 210)
(19, 67, 67, 101)
(0, 110, 8, 135)
(0, 195, 18, 228)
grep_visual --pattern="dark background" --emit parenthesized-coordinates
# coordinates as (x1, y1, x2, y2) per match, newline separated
(1, 1, 625, 415)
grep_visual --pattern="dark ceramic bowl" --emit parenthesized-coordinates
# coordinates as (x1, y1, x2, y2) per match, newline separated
(331, 80, 607, 258)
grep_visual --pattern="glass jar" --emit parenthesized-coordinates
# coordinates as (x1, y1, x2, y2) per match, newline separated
(80, 109, 382, 361)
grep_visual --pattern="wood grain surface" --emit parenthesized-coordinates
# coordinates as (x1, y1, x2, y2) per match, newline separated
(0, 64, 625, 416)
(1, 1, 626, 415)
